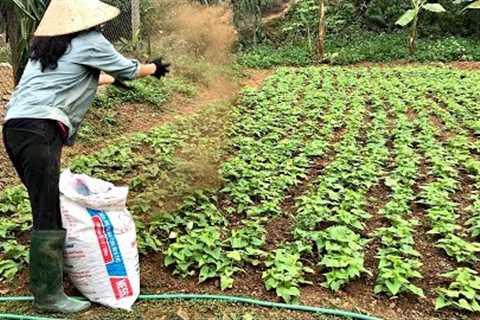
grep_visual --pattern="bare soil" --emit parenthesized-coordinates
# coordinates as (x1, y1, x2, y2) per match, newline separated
(449, 61, 480, 70)
(351, 61, 480, 72)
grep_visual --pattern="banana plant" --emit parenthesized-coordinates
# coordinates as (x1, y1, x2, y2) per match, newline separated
(451, 0, 480, 13)
(4, 0, 49, 84)
(467, 0, 480, 8)
(395, 0, 446, 54)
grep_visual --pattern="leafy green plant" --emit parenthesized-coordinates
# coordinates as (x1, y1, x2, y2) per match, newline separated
(155, 192, 226, 239)
(237, 43, 314, 68)
(313, 226, 370, 291)
(164, 226, 238, 290)
(396, 1, 446, 53)
(262, 242, 313, 303)
(375, 248, 424, 297)
(95, 77, 168, 109)
(436, 268, 480, 312)
(0, 240, 28, 281)
(238, 33, 480, 68)
(281, 0, 319, 49)
(0, 186, 31, 280)
(228, 219, 267, 266)
(0, 186, 30, 218)
(436, 234, 480, 264)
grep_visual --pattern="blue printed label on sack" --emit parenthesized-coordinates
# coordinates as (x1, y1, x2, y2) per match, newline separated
(87, 208, 133, 299)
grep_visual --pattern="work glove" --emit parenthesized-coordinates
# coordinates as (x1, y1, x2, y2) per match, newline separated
(151, 58, 171, 79)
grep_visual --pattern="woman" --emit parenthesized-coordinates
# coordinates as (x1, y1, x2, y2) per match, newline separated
(2, 0, 170, 314)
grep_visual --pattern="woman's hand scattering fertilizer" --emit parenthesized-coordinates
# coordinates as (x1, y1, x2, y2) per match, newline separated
(151, 58, 171, 79)
(112, 57, 171, 90)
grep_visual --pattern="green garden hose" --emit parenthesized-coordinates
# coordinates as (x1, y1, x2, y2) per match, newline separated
(0, 312, 62, 320)
(0, 293, 383, 320)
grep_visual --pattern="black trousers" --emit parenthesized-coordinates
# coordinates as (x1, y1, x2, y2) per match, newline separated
(2, 119, 63, 230)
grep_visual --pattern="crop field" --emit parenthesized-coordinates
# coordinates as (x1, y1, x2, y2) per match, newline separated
(1, 66, 480, 319)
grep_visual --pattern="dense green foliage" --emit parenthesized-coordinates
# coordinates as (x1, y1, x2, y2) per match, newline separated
(365, 0, 480, 36)
(245, 0, 480, 66)
(275, 0, 480, 40)
(238, 32, 480, 68)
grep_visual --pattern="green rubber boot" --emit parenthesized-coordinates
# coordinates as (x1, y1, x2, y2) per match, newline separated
(30, 230, 91, 314)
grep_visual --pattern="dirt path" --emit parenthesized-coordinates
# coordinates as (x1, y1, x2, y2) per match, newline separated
(0, 69, 273, 192)
(449, 61, 480, 70)
(350, 60, 480, 70)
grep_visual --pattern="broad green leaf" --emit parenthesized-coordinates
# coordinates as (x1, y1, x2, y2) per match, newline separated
(374, 284, 383, 294)
(422, 3, 446, 12)
(277, 286, 300, 302)
(220, 275, 234, 290)
(10, 0, 36, 20)
(164, 255, 175, 266)
(466, 0, 480, 9)
(407, 284, 425, 297)
(395, 9, 417, 27)
(385, 280, 402, 295)
(457, 298, 474, 311)
(435, 295, 450, 310)
(264, 277, 278, 290)
(471, 299, 480, 312)
(462, 287, 476, 300)
(227, 251, 242, 262)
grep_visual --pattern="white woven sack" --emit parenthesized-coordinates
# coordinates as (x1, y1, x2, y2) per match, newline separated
(59, 170, 139, 310)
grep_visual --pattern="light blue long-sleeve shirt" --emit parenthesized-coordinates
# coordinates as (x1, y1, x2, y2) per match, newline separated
(4, 30, 140, 145)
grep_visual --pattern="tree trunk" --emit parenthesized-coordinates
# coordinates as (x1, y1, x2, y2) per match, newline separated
(131, 0, 140, 40)
(409, 14, 418, 54)
(316, 0, 326, 61)
(5, 3, 23, 85)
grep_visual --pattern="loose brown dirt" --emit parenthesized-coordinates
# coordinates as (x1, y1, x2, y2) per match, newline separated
(450, 61, 480, 70)
(351, 61, 480, 72)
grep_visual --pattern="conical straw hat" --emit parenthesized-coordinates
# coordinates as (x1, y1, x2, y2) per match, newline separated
(34, 0, 120, 37)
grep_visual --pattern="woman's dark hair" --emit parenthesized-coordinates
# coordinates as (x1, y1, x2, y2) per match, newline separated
(30, 32, 80, 72)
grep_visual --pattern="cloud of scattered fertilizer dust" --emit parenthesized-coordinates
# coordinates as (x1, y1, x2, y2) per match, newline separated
(149, 0, 237, 64)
